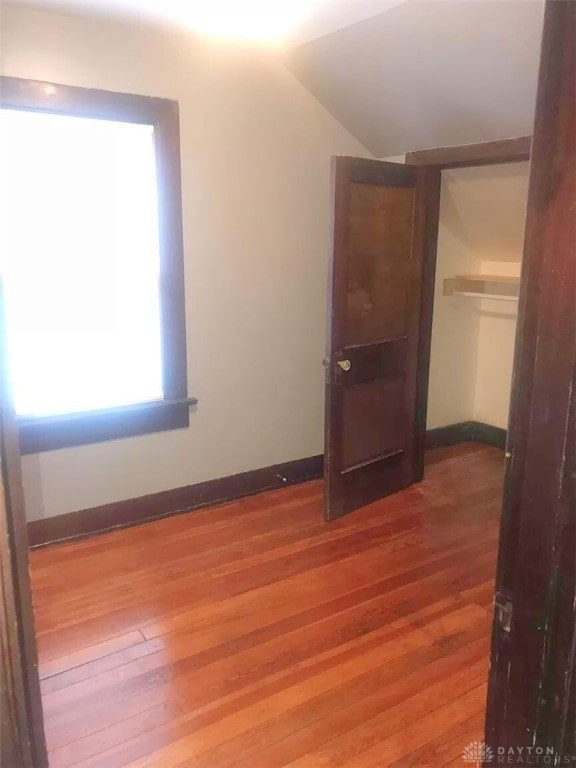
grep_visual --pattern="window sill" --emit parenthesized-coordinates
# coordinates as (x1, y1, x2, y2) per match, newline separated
(17, 398, 197, 454)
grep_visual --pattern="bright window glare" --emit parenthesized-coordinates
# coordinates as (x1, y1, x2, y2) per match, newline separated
(0, 109, 164, 418)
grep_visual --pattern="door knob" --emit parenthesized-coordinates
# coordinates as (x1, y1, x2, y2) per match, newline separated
(337, 359, 351, 371)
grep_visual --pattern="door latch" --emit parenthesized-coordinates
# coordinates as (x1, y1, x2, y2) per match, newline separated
(494, 594, 513, 633)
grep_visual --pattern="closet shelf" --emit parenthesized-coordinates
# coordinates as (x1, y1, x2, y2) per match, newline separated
(443, 274, 520, 301)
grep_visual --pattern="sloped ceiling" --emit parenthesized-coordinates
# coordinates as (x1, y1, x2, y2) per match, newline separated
(4, 0, 544, 157)
(286, 0, 544, 157)
(441, 162, 530, 262)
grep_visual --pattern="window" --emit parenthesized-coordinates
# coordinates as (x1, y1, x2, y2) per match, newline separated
(0, 78, 193, 453)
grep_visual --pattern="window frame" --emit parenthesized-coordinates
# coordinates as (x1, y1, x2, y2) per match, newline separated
(0, 76, 193, 454)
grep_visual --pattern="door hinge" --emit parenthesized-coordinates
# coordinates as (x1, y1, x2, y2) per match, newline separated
(494, 593, 513, 633)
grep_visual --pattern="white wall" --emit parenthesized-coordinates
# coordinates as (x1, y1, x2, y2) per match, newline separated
(426, 203, 480, 429)
(0, 5, 371, 520)
(473, 262, 521, 429)
(427, 163, 529, 431)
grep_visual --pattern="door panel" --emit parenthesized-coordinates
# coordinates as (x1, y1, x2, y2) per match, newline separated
(346, 183, 415, 345)
(324, 157, 428, 520)
(340, 377, 405, 470)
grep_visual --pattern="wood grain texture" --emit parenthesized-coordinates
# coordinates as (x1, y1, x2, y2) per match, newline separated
(413, 166, 442, 482)
(27, 454, 323, 548)
(29, 443, 503, 767)
(325, 157, 429, 520)
(405, 136, 531, 168)
(0, 288, 48, 767)
(485, 0, 576, 753)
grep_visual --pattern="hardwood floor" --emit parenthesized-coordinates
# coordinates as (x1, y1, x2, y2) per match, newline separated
(29, 442, 504, 768)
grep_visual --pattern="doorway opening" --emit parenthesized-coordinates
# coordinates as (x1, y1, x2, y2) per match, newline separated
(426, 161, 530, 453)
(322, 142, 531, 522)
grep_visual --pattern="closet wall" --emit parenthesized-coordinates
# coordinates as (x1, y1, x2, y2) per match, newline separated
(427, 162, 530, 431)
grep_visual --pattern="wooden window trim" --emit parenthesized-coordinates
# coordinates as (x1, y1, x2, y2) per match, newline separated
(0, 77, 192, 454)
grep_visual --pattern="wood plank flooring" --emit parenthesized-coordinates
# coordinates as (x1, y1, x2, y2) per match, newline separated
(29, 442, 504, 768)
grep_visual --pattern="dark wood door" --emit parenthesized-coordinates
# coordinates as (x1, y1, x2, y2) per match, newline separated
(0, 291, 48, 768)
(324, 158, 432, 520)
(485, 0, 576, 757)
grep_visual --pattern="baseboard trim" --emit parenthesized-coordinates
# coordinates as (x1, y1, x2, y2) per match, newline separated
(426, 421, 507, 450)
(27, 453, 324, 549)
(27, 424, 506, 548)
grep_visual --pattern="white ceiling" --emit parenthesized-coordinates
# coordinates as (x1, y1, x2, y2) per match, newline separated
(4, 0, 544, 156)
(291, 0, 406, 45)
(287, 0, 544, 156)
(2, 0, 406, 43)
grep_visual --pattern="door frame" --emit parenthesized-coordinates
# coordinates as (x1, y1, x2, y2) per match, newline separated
(1, 293, 48, 768)
(405, 136, 531, 168)
(323, 136, 530, 504)
(405, 135, 532, 483)
(482, 0, 575, 753)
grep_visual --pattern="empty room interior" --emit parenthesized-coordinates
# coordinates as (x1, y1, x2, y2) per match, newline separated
(0, 1, 558, 767)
